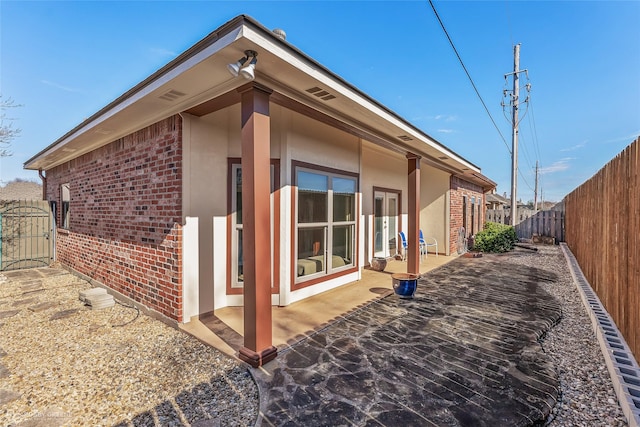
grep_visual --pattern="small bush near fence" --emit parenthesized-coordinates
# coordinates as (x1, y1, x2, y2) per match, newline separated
(473, 222, 518, 253)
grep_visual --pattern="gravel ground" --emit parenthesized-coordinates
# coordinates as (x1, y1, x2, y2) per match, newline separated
(0, 268, 258, 427)
(510, 245, 628, 426)
(0, 246, 631, 426)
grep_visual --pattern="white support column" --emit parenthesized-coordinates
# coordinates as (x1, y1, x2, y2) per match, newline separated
(182, 216, 199, 323)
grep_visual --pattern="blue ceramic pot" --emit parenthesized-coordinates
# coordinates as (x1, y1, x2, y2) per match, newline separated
(392, 273, 418, 299)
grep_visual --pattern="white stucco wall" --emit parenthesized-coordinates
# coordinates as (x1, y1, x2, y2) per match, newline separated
(182, 103, 453, 314)
(361, 142, 408, 215)
(279, 108, 362, 305)
(286, 111, 360, 173)
(183, 104, 364, 311)
(360, 141, 451, 260)
(181, 111, 230, 315)
(182, 216, 199, 322)
(360, 142, 407, 263)
(419, 164, 450, 255)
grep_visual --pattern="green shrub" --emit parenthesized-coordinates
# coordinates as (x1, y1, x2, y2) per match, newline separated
(473, 222, 518, 253)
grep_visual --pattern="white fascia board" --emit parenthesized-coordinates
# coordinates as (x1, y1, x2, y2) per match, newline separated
(29, 28, 243, 166)
(242, 26, 480, 173)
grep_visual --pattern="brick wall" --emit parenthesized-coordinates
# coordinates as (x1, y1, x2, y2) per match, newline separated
(45, 115, 184, 321)
(450, 176, 485, 254)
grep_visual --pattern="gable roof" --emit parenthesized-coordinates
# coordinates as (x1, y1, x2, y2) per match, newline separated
(24, 15, 495, 191)
(486, 192, 510, 205)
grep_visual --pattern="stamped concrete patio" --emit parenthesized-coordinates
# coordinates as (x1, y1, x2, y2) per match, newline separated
(251, 251, 563, 426)
(180, 255, 454, 356)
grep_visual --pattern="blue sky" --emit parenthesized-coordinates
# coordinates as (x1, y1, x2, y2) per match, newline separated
(1, 1, 639, 203)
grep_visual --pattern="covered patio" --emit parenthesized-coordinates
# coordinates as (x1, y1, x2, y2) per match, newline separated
(180, 254, 455, 357)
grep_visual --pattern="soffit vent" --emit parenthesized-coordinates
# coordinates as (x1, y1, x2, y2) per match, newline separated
(397, 135, 413, 142)
(306, 86, 336, 101)
(159, 89, 187, 102)
(438, 156, 448, 160)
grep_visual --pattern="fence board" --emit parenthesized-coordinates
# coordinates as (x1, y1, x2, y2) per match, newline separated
(486, 209, 509, 225)
(565, 137, 639, 362)
(508, 209, 565, 243)
(486, 208, 565, 243)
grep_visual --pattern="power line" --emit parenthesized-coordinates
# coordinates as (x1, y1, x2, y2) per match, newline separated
(518, 164, 535, 193)
(428, 1, 539, 200)
(428, 0, 511, 155)
(527, 96, 543, 203)
(517, 101, 536, 174)
(503, 67, 539, 199)
(528, 95, 543, 162)
(518, 130, 535, 174)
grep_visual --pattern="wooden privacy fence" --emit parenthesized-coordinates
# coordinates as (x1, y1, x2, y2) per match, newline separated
(486, 209, 510, 225)
(486, 209, 565, 242)
(514, 209, 565, 243)
(486, 208, 537, 226)
(564, 137, 639, 361)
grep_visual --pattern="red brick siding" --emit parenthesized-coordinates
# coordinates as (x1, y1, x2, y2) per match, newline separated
(45, 116, 184, 321)
(450, 176, 485, 254)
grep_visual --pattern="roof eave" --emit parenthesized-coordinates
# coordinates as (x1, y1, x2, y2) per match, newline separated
(25, 14, 488, 180)
(24, 15, 250, 170)
(240, 16, 482, 171)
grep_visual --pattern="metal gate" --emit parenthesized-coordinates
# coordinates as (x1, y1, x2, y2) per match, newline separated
(0, 200, 53, 271)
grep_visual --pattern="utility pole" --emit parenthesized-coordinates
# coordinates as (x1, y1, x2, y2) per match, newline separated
(509, 44, 520, 226)
(534, 160, 539, 212)
(503, 44, 528, 226)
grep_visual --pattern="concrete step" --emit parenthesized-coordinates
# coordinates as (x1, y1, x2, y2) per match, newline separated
(79, 288, 107, 302)
(85, 293, 115, 310)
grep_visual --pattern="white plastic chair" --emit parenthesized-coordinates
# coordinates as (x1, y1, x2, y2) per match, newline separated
(419, 230, 438, 257)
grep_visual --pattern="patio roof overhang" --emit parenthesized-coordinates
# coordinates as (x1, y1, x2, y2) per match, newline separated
(24, 14, 495, 191)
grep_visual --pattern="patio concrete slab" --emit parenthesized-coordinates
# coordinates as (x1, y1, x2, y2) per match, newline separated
(180, 255, 455, 358)
(253, 252, 563, 426)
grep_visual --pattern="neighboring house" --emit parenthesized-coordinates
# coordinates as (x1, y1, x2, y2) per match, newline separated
(485, 191, 510, 210)
(486, 191, 549, 225)
(540, 201, 559, 211)
(0, 181, 43, 201)
(25, 15, 495, 366)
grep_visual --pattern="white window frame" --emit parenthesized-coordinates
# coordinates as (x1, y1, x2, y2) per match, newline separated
(61, 183, 70, 230)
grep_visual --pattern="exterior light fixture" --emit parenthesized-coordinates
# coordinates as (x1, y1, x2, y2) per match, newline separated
(227, 50, 258, 81)
(227, 56, 248, 77)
